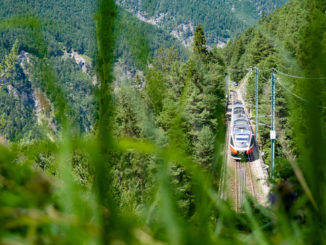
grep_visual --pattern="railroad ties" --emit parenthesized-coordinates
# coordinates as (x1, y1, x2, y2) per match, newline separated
(227, 88, 267, 212)
(233, 154, 258, 212)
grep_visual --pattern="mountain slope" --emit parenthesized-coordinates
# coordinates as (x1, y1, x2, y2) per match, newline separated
(0, 1, 188, 141)
(0, 1, 187, 65)
(116, 0, 288, 46)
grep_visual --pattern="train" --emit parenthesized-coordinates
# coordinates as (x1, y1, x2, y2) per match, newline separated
(229, 100, 254, 159)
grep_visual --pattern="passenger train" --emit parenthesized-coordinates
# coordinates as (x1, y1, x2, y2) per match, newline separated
(229, 100, 254, 159)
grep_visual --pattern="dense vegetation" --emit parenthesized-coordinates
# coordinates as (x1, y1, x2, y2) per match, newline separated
(0, 0, 187, 63)
(0, 0, 326, 244)
(224, 1, 326, 232)
(0, 0, 188, 141)
(116, 0, 288, 45)
(114, 9, 188, 70)
(224, 0, 310, 182)
(112, 26, 226, 214)
(0, 41, 41, 141)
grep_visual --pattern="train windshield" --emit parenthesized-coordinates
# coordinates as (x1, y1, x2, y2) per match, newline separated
(234, 119, 248, 126)
(234, 108, 245, 114)
(233, 121, 250, 135)
(233, 101, 243, 106)
(234, 129, 250, 135)
(235, 136, 249, 141)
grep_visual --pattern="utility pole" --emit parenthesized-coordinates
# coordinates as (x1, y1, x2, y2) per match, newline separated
(225, 73, 229, 103)
(270, 71, 276, 178)
(226, 71, 230, 102)
(255, 67, 259, 141)
(228, 72, 231, 101)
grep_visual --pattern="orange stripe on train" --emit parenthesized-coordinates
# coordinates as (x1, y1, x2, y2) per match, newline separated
(230, 145, 238, 155)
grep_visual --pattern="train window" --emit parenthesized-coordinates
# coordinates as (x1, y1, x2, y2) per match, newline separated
(233, 100, 243, 105)
(234, 119, 248, 125)
(236, 135, 249, 140)
(234, 129, 250, 135)
(236, 138, 248, 142)
(234, 108, 245, 114)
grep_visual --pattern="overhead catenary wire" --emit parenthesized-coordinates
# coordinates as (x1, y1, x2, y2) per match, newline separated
(228, 66, 326, 108)
(276, 77, 326, 109)
(260, 74, 271, 83)
(274, 68, 326, 80)
(229, 67, 252, 72)
(258, 68, 273, 73)
(226, 64, 326, 181)
(276, 78, 308, 102)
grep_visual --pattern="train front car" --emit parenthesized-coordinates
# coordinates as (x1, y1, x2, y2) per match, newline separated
(230, 101, 254, 159)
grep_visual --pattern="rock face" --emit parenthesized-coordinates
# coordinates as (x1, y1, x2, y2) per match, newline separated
(65, 50, 89, 73)
(6, 84, 18, 99)
(170, 22, 194, 47)
(18, 51, 56, 137)
(17, 48, 98, 139)
(115, 0, 288, 46)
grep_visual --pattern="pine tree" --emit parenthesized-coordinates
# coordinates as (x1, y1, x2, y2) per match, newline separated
(193, 24, 209, 60)
(145, 68, 166, 115)
(193, 126, 215, 166)
(0, 40, 19, 80)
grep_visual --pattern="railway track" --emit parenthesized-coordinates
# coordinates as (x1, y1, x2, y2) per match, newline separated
(233, 155, 257, 212)
(235, 160, 245, 211)
(227, 75, 265, 212)
(247, 154, 257, 199)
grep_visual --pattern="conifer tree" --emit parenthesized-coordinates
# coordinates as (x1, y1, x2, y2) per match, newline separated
(145, 68, 166, 115)
(193, 24, 209, 60)
(0, 40, 19, 80)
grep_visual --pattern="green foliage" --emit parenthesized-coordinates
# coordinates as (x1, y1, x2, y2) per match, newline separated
(0, 1, 187, 71)
(145, 68, 166, 115)
(0, 39, 18, 78)
(117, 0, 288, 45)
(111, 27, 226, 226)
(115, 8, 189, 70)
(0, 64, 41, 141)
(1, 0, 326, 245)
(193, 24, 208, 59)
(225, 1, 326, 243)
(50, 57, 97, 133)
(224, 0, 306, 170)
(292, 2, 326, 241)
(193, 126, 215, 166)
(0, 0, 96, 57)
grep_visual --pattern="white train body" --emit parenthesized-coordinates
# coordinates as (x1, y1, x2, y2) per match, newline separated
(229, 100, 254, 158)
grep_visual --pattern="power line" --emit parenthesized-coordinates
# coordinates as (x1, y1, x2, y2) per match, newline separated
(229, 67, 252, 72)
(258, 68, 273, 73)
(231, 64, 326, 180)
(274, 68, 326, 80)
(260, 74, 271, 83)
(276, 78, 307, 102)
(276, 78, 326, 109)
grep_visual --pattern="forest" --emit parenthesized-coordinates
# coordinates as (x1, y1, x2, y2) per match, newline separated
(224, 0, 313, 185)
(0, 0, 326, 244)
(0, 0, 187, 141)
(116, 0, 288, 45)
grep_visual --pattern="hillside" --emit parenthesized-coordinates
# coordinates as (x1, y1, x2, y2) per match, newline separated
(0, 1, 188, 141)
(0, 0, 187, 64)
(224, 0, 326, 188)
(1, 0, 326, 244)
(116, 0, 288, 46)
